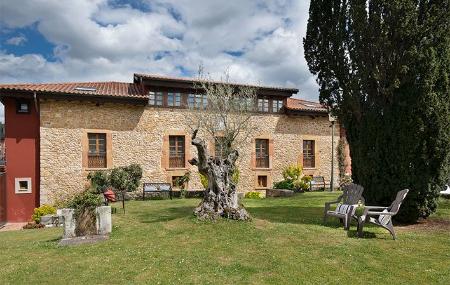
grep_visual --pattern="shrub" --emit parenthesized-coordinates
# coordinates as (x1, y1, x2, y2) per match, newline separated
(65, 190, 103, 236)
(31, 204, 56, 223)
(273, 180, 293, 190)
(174, 171, 190, 198)
(282, 165, 303, 181)
(23, 222, 45, 229)
(65, 190, 103, 212)
(87, 171, 110, 194)
(245, 191, 262, 199)
(293, 177, 311, 192)
(122, 164, 143, 192)
(274, 165, 311, 192)
(199, 173, 208, 189)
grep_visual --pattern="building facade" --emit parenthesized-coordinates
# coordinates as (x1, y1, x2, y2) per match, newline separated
(0, 74, 342, 222)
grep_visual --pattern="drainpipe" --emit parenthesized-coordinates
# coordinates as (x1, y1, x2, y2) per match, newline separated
(33, 92, 39, 113)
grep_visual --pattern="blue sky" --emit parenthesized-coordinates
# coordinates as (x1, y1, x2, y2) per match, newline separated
(0, 0, 319, 121)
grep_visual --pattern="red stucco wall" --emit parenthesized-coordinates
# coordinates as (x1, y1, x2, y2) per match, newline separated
(3, 97, 40, 222)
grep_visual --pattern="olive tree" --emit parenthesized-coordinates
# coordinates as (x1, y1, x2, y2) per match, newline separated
(186, 71, 259, 220)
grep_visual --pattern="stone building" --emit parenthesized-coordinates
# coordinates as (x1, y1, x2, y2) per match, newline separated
(0, 74, 342, 222)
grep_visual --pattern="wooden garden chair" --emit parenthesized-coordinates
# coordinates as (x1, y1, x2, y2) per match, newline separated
(357, 189, 409, 240)
(324, 183, 364, 230)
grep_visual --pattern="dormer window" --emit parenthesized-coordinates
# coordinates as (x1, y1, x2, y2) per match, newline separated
(168, 92, 181, 107)
(16, 99, 30, 114)
(149, 91, 163, 106)
(258, 98, 269, 112)
(272, 99, 283, 113)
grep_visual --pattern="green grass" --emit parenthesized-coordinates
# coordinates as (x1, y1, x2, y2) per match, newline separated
(1, 192, 449, 284)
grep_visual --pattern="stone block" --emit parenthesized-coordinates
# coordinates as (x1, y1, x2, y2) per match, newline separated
(95, 206, 112, 235)
(266, 189, 294, 198)
(61, 208, 76, 238)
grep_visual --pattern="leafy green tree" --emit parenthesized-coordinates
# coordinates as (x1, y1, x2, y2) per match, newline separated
(304, 0, 450, 222)
(109, 164, 143, 213)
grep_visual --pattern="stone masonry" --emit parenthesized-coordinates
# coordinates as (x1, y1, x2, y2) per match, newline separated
(39, 99, 340, 205)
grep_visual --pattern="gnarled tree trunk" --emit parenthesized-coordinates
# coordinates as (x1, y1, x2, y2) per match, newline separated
(189, 130, 251, 221)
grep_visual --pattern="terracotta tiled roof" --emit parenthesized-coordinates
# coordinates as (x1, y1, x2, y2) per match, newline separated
(0, 82, 146, 99)
(286, 98, 327, 113)
(134, 73, 299, 93)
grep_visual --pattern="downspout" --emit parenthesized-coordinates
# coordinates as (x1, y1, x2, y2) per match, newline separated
(33, 92, 39, 113)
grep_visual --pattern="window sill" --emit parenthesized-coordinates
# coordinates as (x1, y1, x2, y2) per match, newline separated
(253, 168, 272, 171)
(303, 167, 317, 170)
(166, 167, 189, 171)
(84, 167, 109, 171)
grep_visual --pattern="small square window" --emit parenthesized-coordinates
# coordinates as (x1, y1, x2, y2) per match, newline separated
(16, 100, 30, 113)
(257, 176, 268, 188)
(15, 178, 32, 194)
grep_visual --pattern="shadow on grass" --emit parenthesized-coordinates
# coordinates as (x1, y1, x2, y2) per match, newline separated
(248, 206, 342, 227)
(346, 230, 377, 239)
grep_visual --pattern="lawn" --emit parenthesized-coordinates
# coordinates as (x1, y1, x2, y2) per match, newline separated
(1, 192, 449, 284)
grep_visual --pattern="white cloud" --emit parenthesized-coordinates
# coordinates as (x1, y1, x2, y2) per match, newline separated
(0, 0, 319, 99)
(5, 35, 27, 46)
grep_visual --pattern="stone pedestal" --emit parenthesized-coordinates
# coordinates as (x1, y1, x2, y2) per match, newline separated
(61, 208, 76, 238)
(95, 206, 112, 235)
(60, 206, 111, 240)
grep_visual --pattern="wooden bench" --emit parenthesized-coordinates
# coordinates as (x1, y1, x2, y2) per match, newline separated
(143, 183, 173, 200)
(309, 176, 327, 191)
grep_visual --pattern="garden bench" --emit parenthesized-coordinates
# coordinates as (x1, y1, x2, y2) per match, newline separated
(143, 183, 173, 200)
(309, 176, 327, 191)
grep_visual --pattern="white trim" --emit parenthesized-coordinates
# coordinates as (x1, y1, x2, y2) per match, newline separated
(15, 178, 32, 194)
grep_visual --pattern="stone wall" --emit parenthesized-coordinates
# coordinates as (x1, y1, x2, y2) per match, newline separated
(39, 100, 340, 205)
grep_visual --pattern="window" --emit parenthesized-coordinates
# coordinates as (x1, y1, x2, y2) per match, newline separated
(15, 178, 32, 194)
(88, 133, 107, 168)
(303, 140, 315, 168)
(172, 176, 182, 188)
(255, 139, 269, 168)
(149, 91, 164, 106)
(169, 136, 185, 168)
(257, 175, 268, 188)
(188, 94, 207, 109)
(168, 92, 181, 107)
(258, 98, 269, 112)
(272, 99, 283, 113)
(214, 137, 227, 159)
(16, 99, 30, 113)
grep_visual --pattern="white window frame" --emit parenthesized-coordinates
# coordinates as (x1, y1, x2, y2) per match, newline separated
(15, 177, 32, 194)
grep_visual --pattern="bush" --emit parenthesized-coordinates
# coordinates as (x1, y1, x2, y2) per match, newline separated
(87, 171, 110, 194)
(31, 204, 56, 223)
(23, 222, 45, 229)
(274, 165, 311, 192)
(293, 177, 311, 192)
(65, 190, 103, 211)
(282, 165, 303, 182)
(273, 180, 293, 190)
(174, 171, 190, 198)
(199, 173, 208, 189)
(245, 191, 262, 199)
(65, 190, 103, 236)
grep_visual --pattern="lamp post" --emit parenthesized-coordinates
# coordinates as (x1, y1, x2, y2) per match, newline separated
(328, 113, 337, 192)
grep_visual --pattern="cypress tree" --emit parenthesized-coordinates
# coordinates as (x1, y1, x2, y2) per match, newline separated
(304, 0, 450, 222)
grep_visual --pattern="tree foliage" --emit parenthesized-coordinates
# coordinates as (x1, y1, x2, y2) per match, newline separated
(304, 0, 450, 222)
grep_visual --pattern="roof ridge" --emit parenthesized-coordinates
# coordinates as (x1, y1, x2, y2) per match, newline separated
(0, 81, 134, 86)
(134, 73, 299, 92)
